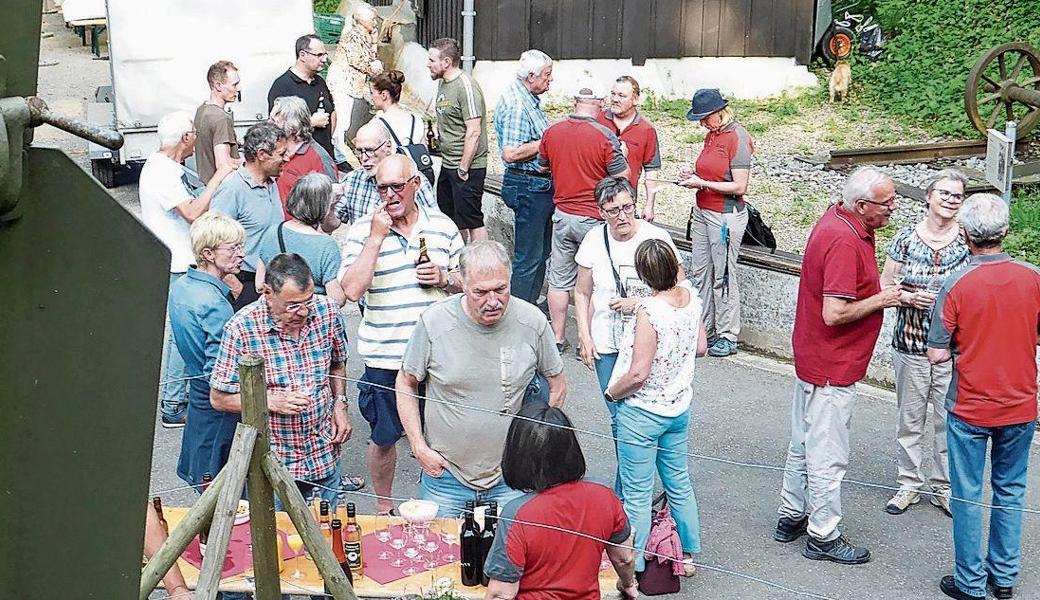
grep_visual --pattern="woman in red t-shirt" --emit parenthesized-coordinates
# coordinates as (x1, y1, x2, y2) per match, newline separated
(677, 89, 754, 359)
(270, 96, 336, 220)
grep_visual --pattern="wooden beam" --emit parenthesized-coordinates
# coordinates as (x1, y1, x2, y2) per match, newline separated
(238, 354, 281, 600)
(193, 425, 258, 599)
(139, 469, 228, 599)
(262, 451, 357, 600)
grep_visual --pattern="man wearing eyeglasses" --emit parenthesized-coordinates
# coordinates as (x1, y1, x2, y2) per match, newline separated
(338, 154, 465, 514)
(211, 253, 353, 507)
(268, 34, 338, 161)
(333, 122, 437, 225)
(776, 167, 902, 566)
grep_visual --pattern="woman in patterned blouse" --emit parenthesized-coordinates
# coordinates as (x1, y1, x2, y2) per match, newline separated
(879, 169, 971, 518)
(327, 3, 383, 158)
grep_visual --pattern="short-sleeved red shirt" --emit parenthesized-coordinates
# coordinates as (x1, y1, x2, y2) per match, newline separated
(276, 143, 327, 219)
(694, 121, 753, 212)
(538, 116, 628, 218)
(595, 110, 661, 188)
(792, 204, 883, 386)
(927, 254, 1040, 427)
(483, 481, 630, 600)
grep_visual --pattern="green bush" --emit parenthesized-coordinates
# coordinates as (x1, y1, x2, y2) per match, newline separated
(854, 0, 1040, 138)
(313, 0, 341, 14)
(1006, 186, 1040, 264)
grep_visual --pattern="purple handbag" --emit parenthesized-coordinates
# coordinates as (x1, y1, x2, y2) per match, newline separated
(636, 494, 681, 595)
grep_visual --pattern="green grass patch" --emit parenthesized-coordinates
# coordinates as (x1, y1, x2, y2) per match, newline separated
(313, 0, 340, 14)
(1006, 186, 1040, 264)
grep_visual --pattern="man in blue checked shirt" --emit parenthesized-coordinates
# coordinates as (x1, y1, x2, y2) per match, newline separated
(493, 49, 554, 306)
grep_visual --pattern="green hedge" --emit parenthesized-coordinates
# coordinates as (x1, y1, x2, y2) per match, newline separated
(313, 0, 340, 15)
(855, 0, 1040, 138)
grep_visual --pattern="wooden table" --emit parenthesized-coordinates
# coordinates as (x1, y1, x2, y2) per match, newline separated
(162, 507, 620, 598)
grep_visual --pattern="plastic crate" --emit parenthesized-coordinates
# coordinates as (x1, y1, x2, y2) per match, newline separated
(314, 12, 346, 46)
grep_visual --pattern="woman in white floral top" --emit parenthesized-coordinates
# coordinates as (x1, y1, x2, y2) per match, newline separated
(879, 169, 971, 517)
(605, 238, 708, 577)
(327, 3, 383, 158)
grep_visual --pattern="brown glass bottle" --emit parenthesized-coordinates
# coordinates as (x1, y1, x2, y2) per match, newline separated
(329, 518, 354, 588)
(343, 503, 364, 576)
(199, 472, 213, 546)
(152, 496, 168, 535)
(416, 237, 433, 289)
(425, 120, 439, 154)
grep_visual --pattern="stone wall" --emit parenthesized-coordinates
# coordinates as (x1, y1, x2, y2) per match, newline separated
(481, 188, 900, 387)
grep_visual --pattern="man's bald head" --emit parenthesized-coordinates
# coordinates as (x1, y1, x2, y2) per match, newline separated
(354, 121, 393, 174)
(375, 154, 419, 221)
(375, 153, 416, 181)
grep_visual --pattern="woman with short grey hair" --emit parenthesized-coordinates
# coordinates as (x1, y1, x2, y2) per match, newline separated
(878, 168, 971, 517)
(256, 173, 346, 306)
(270, 96, 338, 217)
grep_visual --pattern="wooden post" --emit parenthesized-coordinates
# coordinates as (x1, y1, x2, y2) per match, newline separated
(262, 451, 357, 600)
(239, 354, 281, 600)
(194, 424, 258, 599)
(139, 469, 229, 600)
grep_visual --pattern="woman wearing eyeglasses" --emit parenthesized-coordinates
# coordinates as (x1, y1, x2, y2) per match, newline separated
(574, 176, 687, 501)
(878, 169, 971, 517)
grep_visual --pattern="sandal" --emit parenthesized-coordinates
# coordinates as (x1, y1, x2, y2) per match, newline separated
(681, 557, 696, 577)
(339, 474, 366, 493)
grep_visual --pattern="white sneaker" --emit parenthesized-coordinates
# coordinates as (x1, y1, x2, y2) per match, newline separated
(884, 489, 921, 515)
(929, 488, 952, 517)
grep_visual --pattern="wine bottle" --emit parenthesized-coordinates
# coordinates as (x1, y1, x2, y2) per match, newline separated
(320, 500, 333, 547)
(328, 518, 354, 589)
(343, 502, 364, 576)
(460, 500, 482, 586)
(479, 503, 498, 586)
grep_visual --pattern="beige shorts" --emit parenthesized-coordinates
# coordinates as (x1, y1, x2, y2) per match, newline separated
(547, 209, 601, 291)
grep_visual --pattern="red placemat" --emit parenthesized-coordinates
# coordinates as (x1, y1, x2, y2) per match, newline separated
(181, 522, 304, 578)
(361, 524, 460, 585)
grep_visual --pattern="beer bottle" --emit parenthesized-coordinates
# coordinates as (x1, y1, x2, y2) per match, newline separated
(343, 502, 364, 576)
(329, 518, 354, 588)
(425, 119, 439, 154)
(199, 472, 213, 546)
(152, 496, 168, 536)
(479, 503, 498, 586)
(416, 237, 433, 289)
(460, 500, 482, 586)
(319, 500, 333, 547)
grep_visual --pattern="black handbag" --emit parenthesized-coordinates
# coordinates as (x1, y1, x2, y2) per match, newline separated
(741, 201, 777, 253)
(378, 115, 436, 186)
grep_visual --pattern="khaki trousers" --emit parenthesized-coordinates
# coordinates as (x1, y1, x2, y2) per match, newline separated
(689, 205, 747, 341)
(892, 349, 951, 491)
(779, 379, 857, 542)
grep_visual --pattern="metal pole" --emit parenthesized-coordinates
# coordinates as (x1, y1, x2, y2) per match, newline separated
(1005, 121, 1017, 204)
(461, 0, 475, 75)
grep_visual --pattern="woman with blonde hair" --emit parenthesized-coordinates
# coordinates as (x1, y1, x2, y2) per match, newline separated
(678, 88, 754, 358)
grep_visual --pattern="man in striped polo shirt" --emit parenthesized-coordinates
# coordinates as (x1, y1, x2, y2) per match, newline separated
(340, 154, 465, 514)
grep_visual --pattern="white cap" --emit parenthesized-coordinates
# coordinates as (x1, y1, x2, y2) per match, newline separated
(574, 79, 605, 100)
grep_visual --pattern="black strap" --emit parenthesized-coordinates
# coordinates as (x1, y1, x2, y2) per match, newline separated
(603, 226, 627, 298)
(409, 114, 418, 146)
(277, 222, 287, 254)
(378, 116, 404, 147)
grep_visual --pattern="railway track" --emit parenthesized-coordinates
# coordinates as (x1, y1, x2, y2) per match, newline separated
(796, 139, 989, 169)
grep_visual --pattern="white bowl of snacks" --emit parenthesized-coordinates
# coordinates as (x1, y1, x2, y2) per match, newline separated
(398, 499, 438, 524)
(234, 500, 250, 525)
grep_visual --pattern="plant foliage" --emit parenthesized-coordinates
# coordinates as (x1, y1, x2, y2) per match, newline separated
(313, 0, 341, 14)
(853, 0, 1040, 137)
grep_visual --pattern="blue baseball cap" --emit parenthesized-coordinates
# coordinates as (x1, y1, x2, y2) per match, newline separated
(686, 88, 728, 121)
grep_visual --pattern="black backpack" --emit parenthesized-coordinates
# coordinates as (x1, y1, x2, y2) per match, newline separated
(378, 115, 436, 186)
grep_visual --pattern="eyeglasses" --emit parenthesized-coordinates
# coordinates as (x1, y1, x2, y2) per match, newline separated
(934, 188, 965, 202)
(214, 242, 245, 253)
(285, 296, 316, 313)
(356, 139, 389, 158)
(377, 176, 419, 196)
(858, 197, 897, 208)
(302, 49, 328, 59)
(602, 203, 637, 218)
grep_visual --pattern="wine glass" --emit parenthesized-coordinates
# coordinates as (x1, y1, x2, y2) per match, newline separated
(927, 274, 945, 294)
(286, 534, 305, 579)
(440, 528, 458, 562)
(402, 546, 421, 576)
(389, 536, 407, 568)
(892, 263, 906, 288)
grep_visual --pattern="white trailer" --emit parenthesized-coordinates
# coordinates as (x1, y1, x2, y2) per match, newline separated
(88, 0, 314, 186)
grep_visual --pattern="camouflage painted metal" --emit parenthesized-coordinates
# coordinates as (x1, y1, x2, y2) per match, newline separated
(0, 2, 170, 598)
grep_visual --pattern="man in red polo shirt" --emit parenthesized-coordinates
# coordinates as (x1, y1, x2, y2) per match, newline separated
(596, 76, 662, 221)
(774, 167, 901, 565)
(538, 82, 629, 350)
(926, 194, 1040, 600)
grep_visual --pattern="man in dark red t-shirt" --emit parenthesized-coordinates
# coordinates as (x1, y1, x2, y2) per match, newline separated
(775, 167, 901, 566)
(538, 83, 628, 350)
(926, 193, 1040, 600)
(596, 76, 662, 221)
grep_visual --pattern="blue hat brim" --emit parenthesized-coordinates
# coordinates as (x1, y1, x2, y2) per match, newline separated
(686, 99, 728, 121)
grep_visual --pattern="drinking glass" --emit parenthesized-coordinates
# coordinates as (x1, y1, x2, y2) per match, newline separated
(402, 547, 421, 576)
(389, 536, 407, 568)
(286, 534, 305, 579)
(927, 274, 945, 294)
(440, 528, 458, 562)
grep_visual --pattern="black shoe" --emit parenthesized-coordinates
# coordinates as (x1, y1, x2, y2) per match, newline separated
(774, 516, 808, 543)
(940, 575, 984, 599)
(987, 573, 1014, 599)
(802, 534, 871, 565)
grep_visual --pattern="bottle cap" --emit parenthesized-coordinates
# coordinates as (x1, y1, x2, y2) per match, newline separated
(331, 518, 342, 528)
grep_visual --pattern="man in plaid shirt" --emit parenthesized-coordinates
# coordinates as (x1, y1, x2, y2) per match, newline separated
(334, 122, 436, 225)
(211, 253, 352, 503)
(493, 50, 555, 305)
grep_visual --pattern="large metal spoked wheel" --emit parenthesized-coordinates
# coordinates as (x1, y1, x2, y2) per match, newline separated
(965, 42, 1040, 139)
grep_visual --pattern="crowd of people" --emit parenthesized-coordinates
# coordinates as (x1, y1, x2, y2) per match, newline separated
(139, 4, 1039, 599)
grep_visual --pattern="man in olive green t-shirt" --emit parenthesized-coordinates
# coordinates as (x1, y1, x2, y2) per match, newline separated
(428, 37, 488, 243)
(194, 60, 241, 185)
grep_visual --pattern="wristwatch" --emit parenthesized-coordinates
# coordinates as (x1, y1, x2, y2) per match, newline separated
(457, 167, 468, 179)
(604, 390, 617, 403)
(335, 394, 349, 407)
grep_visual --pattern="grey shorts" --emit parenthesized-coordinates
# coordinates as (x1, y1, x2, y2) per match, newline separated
(547, 208, 602, 291)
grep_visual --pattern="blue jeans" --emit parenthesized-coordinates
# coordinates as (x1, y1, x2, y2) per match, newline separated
(502, 170, 554, 304)
(524, 373, 550, 407)
(615, 402, 701, 572)
(947, 412, 1034, 596)
(595, 353, 624, 501)
(273, 462, 343, 511)
(419, 468, 524, 518)
(161, 272, 188, 417)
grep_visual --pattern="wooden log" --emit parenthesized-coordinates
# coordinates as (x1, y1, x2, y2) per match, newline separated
(193, 425, 258, 599)
(262, 451, 357, 600)
(139, 469, 228, 600)
(238, 354, 282, 600)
